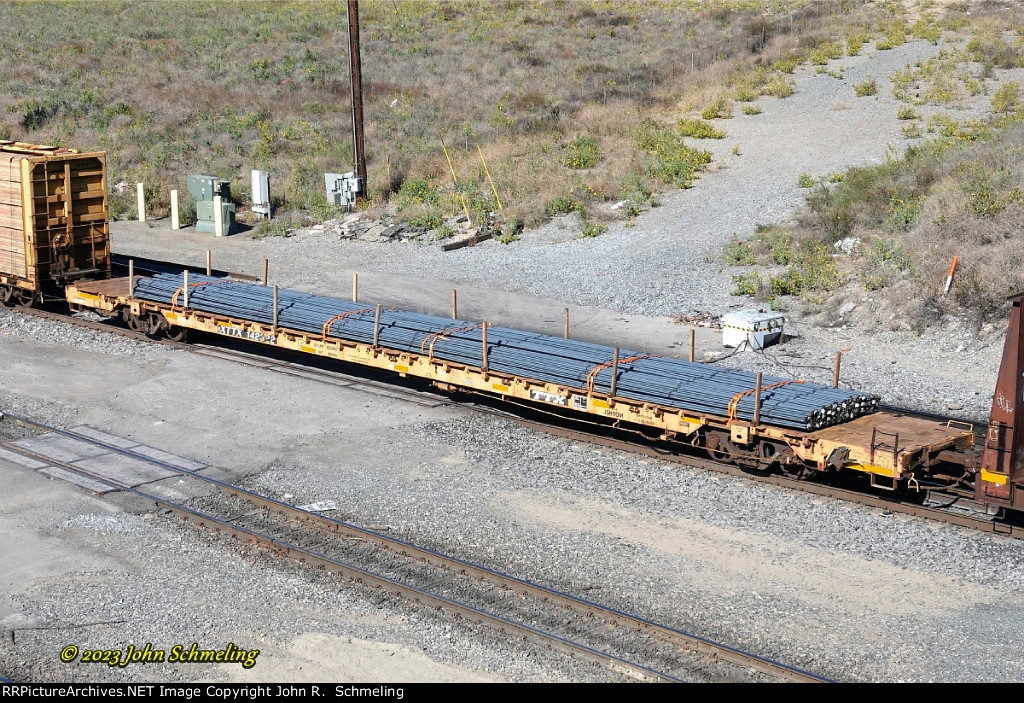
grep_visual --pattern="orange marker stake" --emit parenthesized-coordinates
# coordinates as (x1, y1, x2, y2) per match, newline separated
(943, 255, 959, 297)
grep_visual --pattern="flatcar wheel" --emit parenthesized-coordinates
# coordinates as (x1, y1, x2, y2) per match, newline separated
(12, 289, 34, 308)
(165, 325, 189, 342)
(704, 431, 735, 464)
(144, 312, 165, 339)
(125, 311, 144, 333)
(0, 286, 12, 307)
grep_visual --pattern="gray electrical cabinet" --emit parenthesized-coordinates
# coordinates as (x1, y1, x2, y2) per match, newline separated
(187, 175, 238, 234)
(325, 172, 358, 210)
(251, 170, 270, 218)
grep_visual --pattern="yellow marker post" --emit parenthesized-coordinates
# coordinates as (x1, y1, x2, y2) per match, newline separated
(477, 144, 502, 211)
(440, 137, 471, 225)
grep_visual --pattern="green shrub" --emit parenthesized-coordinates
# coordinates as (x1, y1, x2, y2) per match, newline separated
(992, 81, 1022, 114)
(924, 74, 958, 105)
(876, 23, 906, 50)
(732, 271, 763, 296)
(723, 239, 755, 265)
(769, 268, 803, 297)
(742, 104, 762, 115)
(395, 178, 441, 208)
(619, 172, 653, 206)
(762, 243, 839, 298)
(677, 118, 726, 139)
(401, 205, 444, 229)
(107, 189, 134, 221)
(636, 122, 712, 189)
(910, 19, 941, 45)
(734, 86, 758, 102)
(701, 97, 732, 120)
(763, 74, 795, 98)
(759, 229, 796, 264)
(960, 163, 1005, 218)
(859, 239, 914, 290)
(580, 220, 607, 238)
(902, 122, 923, 139)
(546, 194, 582, 216)
(561, 135, 601, 169)
(889, 67, 915, 102)
(847, 32, 871, 56)
(810, 41, 843, 65)
(854, 78, 878, 97)
(885, 195, 924, 231)
(794, 242, 839, 292)
(927, 112, 959, 137)
(897, 106, 920, 120)
(797, 173, 816, 188)
(772, 56, 801, 74)
(968, 31, 1024, 69)
(253, 216, 298, 238)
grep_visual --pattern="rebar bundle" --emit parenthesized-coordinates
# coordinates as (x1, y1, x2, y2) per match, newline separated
(135, 273, 878, 431)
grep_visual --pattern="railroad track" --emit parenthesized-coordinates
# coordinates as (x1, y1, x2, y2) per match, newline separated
(0, 413, 827, 683)
(7, 303, 1023, 539)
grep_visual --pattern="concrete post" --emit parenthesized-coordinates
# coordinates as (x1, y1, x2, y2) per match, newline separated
(214, 195, 224, 237)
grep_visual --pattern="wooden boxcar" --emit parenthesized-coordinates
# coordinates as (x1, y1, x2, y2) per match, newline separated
(0, 141, 109, 305)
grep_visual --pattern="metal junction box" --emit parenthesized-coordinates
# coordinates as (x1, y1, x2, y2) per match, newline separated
(721, 310, 784, 350)
(325, 172, 358, 210)
(251, 170, 270, 218)
(187, 174, 237, 234)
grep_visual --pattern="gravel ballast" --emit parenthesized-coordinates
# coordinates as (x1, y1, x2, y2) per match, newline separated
(2, 35, 1022, 684)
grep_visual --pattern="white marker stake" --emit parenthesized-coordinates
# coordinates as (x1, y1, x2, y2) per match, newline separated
(137, 183, 145, 222)
(170, 190, 179, 230)
(214, 195, 223, 237)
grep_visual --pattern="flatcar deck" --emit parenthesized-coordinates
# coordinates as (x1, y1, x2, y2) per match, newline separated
(807, 411, 975, 480)
(72, 275, 136, 299)
(63, 273, 976, 487)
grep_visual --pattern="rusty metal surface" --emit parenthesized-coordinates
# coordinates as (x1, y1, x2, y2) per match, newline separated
(0, 144, 109, 289)
(811, 412, 971, 454)
(73, 276, 136, 298)
(0, 152, 26, 278)
(979, 294, 1024, 507)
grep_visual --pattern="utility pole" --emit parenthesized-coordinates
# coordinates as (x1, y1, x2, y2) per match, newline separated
(347, 0, 366, 202)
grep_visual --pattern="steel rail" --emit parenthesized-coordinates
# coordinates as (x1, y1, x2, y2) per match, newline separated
(0, 413, 827, 683)
(0, 425, 675, 682)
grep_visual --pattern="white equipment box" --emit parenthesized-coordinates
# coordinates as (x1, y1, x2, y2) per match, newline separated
(721, 310, 784, 350)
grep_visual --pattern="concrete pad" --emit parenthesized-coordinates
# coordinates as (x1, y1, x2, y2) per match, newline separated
(72, 453, 179, 486)
(0, 463, 123, 625)
(38, 466, 120, 494)
(126, 444, 205, 472)
(67, 425, 140, 449)
(9, 433, 110, 463)
(0, 446, 47, 470)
